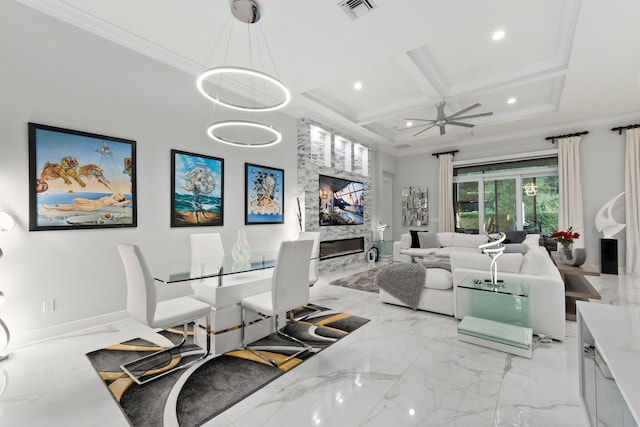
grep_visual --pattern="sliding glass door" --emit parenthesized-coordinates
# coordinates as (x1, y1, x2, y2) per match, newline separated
(453, 158, 558, 234)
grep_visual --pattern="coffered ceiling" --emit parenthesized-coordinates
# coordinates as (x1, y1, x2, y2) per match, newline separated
(16, 0, 640, 155)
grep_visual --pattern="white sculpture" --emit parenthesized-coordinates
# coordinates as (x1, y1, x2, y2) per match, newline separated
(377, 222, 388, 241)
(479, 232, 506, 286)
(595, 192, 626, 238)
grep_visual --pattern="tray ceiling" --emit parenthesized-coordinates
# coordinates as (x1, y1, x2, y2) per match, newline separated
(16, 0, 640, 154)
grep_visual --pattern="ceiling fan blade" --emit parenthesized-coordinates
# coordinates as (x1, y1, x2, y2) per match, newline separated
(403, 118, 436, 122)
(453, 112, 493, 120)
(447, 121, 475, 128)
(436, 102, 446, 121)
(413, 123, 436, 136)
(447, 103, 481, 120)
(439, 125, 446, 136)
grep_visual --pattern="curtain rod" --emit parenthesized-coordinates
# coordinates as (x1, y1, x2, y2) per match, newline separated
(432, 150, 459, 158)
(611, 124, 640, 134)
(545, 131, 589, 143)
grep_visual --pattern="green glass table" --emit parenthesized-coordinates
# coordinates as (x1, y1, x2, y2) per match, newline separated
(456, 277, 533, 358)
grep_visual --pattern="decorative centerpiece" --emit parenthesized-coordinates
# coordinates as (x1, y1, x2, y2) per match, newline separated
(551, 226, 586, 266)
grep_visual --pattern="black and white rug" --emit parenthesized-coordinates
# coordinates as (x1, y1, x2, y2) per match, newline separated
(86, 304, 369, 427)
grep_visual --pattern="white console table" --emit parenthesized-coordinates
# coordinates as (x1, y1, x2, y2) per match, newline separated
(577, 301, 640, 426)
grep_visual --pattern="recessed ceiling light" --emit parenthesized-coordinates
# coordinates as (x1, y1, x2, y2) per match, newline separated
(353, 81, 363, 90)
(492, 29, 505, 41)
(405, 121, 413, 127)
(507, 97, 517, 104)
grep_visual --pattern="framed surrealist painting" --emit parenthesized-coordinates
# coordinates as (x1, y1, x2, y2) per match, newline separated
(245, 163, 284, 225)
(171, 149, 224, 227)
(28, 122, 137, 231)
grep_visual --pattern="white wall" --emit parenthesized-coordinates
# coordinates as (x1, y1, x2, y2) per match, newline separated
(0, 1, 300, 344)
(394, 127, 633, 270)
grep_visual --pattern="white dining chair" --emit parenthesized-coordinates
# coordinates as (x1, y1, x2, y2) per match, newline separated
(117, 243, 211, 385)
(297, 231, 321, 286)
(191, 233, 225, 259)
(240, 239, 313, 367)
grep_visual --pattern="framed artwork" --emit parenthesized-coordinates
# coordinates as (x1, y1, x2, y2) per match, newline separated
(28, 122, 136, 231)
(245, 163, 284, 224)
(171, 149, 224, 227)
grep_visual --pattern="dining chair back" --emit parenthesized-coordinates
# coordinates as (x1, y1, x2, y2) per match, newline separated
(271, 239, 314, 313)
(191, 233, 225, 259)
(297, 231, 320, 286)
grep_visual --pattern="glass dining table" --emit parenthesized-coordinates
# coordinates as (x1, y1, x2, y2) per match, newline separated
(152, 251, 279, 287)
(150, 250, 316, 355)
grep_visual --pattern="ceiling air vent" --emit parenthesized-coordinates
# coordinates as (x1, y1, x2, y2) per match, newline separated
(338, 0, 377, 20)
(395, 144, 411, 149)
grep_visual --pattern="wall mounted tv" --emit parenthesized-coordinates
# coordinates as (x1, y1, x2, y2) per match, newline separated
(319, 174, 364, 226)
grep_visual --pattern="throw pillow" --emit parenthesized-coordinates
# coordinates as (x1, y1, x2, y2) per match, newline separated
(418, 231, 441, 249)
(503, 243, 529, 254)
(409, 230, 421, 248)
(504, 230, 528, 244)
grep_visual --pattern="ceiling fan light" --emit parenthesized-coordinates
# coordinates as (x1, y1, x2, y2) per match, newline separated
(405, 121, 413, 127)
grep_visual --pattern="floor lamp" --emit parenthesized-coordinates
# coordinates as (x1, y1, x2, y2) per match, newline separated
(0, 210, 16, 362)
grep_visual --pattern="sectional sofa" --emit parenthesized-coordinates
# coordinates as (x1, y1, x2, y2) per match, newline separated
(383, 231, 566, 340)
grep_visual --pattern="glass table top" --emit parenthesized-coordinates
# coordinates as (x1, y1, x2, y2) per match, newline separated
(152, 251, 279, 284)
(458, 276, 529, 297)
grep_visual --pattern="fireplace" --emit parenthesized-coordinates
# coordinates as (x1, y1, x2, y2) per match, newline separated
(319, 237, 364, 260)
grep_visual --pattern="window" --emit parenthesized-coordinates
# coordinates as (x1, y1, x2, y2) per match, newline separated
(453, 157, 558, 235)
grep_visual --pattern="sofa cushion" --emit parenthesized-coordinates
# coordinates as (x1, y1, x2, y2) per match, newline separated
(504, 230, 528, 243)
(425, 268, 453, 290)
(418, 232, 441, 249)
(400, 233, 412, 250)
(503, 243, 529, 254)
(451, 233, 488, 248)
(436, 232, 454, 247)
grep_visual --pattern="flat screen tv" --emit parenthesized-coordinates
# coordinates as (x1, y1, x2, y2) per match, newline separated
(319, 174, 364, 226)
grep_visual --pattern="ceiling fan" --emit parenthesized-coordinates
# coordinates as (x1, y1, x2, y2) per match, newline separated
(404, 101, 493, 136)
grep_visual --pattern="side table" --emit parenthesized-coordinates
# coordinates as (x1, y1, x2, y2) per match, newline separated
(550, 251, 601, 321)
(456, 277, 532, 358)
(374, 240, 394, 259)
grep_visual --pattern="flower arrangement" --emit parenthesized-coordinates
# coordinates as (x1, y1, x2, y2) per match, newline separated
(551, 226, 580, 248)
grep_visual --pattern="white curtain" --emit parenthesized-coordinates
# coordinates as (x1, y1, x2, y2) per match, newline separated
(558, 136, 585, 248)
(625, 128, 640, 275)
(438, 153, 455, 232)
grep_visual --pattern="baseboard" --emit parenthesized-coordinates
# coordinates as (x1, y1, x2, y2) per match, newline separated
(10, 310, 129, 349)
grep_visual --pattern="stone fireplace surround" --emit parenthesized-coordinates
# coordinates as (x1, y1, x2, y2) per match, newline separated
(297, 118, 373, 273)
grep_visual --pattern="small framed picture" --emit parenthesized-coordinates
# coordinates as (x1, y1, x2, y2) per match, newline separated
(245, 163, 284, 224)
(171, 149, 224, 227)
(28, 122, 136, 231)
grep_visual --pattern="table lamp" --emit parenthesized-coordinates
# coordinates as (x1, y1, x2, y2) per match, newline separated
(0, 210, 15, 361)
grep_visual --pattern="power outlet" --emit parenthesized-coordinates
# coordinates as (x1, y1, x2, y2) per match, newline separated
(43, 299, 55, 313)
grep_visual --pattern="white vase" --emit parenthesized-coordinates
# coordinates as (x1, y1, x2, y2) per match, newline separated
(232, 230, 252, 263)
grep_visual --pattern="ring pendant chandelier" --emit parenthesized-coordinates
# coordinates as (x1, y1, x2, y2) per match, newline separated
(196, 0, 290, 147)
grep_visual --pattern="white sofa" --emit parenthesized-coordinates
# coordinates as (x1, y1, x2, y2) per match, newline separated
(382, 232, 566, 341)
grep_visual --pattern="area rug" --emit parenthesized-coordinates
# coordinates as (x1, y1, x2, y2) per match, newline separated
(86, 304, 369, 427)
(328, 266, 383, 293)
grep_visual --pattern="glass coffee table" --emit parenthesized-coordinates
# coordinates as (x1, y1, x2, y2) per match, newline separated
(456, 277, 533, 358)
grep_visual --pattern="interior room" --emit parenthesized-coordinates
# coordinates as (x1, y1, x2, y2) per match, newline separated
(1, 0, 639, 426)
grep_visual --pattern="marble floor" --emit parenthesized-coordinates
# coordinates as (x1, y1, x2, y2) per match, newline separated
(0, 262, 638, 427)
